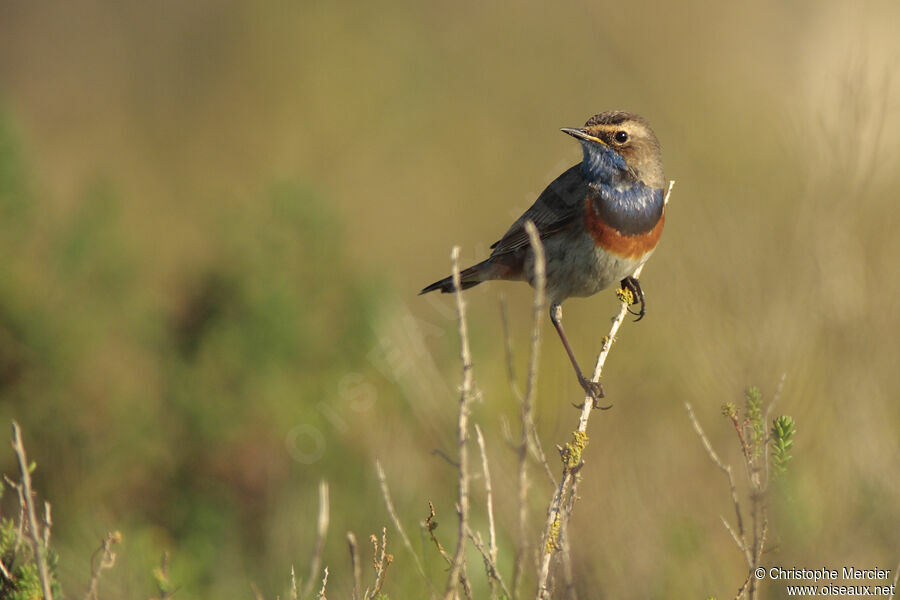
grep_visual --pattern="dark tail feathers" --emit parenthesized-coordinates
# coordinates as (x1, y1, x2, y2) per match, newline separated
(419, 262, 488, 295)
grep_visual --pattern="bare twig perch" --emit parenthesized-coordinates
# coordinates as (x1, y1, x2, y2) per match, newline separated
(535, 180, 674, 598)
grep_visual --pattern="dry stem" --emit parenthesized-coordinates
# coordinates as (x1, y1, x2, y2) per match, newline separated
(84, 531, 122, 600)
(474, 424, 499, 599)
(534, 181, 675, 598)
(302, 480, 330, 598)
(374, 460, 428, 583)
(514, 221, 546, 597)
(11, 421, 53, 600)
(685, 402, 750, 565)
(443, 246, 476, 600)
(534, 263, 644, 598)
(347, 533, 362, 600)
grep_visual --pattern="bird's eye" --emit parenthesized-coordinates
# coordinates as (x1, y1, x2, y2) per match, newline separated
(614, 130, 628, 143)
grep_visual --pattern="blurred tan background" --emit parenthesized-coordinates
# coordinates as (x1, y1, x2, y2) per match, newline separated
(0, 0, 898, 598)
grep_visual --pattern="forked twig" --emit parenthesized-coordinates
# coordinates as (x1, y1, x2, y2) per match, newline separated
(685, 402, 750, 565)
(84, 531, 122, 600)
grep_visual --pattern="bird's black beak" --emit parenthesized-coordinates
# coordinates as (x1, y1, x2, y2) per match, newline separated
(560, 128, 607, 146)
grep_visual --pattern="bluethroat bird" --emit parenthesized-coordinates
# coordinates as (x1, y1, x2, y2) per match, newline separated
(420, 111, 665, 402)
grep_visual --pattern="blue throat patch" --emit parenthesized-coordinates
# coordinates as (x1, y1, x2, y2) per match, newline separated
(580, 143, 627, 183)
(592, 184, 664, 235)
(580, 143, 663, 235)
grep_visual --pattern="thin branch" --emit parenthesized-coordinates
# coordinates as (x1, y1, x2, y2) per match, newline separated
(43, 502, 52, 549)
(374, 460, 429, 583)
(425, 502, 454, 565)
(473, 426, 498, 571)
(523, 220, 545, 411)
(84, 531, 122, 600)
(534, 181, 675, 598)
(317, 566, 329, 599)
(534, 263, 644, 598)
(302, 480, 330, 598)
(11, 421, 53, 600)
(685, 402, 752, 566)
(365, 529, 393, 600)
(515, 221, 546, 598)
(734, 569, 753, 600)
(500, 298, 554, 488)
(465, 525, 512, 600)
(719, 515, 749, 559)
(443, 246, 475, 600)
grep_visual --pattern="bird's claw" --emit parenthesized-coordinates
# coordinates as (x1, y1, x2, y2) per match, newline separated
(620, 276, 646, 322)
(572, 377, 611, 409)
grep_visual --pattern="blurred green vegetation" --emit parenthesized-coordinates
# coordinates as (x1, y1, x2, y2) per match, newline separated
(0, 1, 898, 598)
(0, 113, 392, 596)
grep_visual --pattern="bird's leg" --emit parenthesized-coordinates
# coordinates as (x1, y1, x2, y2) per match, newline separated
(620, 276, 646, 321)
(549, 303, 606, 407)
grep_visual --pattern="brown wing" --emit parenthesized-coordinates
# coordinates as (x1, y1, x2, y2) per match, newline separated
(489, 164, 587, 256)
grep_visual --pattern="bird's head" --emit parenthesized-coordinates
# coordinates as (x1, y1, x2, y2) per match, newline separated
(562, 111, 664, 189)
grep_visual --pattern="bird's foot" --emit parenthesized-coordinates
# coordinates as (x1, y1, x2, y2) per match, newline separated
(572, 377, 611, 410)
(620, 276, 646, 322)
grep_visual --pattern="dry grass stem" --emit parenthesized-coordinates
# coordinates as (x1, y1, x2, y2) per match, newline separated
(425, 502, 454, 565)
(473, 426, 498, 570)
(514, 222, 546, 598)
(290, 565, 298, 600)
(42, 502, 51, 549)
(347, 533, 362, 600)
(443, 246, 475, 600)
(302, 480, 330, 598)
(365, 528, 393, 600)
(426, 503, 472, 600)
(317, 566, 329, 599)
(84, 531, 122, 600)
(500, 298, 554, 488)
(11, 421, 53, 600)
(685, 402, 751, 565)
(465, 525, 512, 600)
(374, 460, 428, 583)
